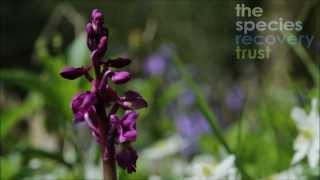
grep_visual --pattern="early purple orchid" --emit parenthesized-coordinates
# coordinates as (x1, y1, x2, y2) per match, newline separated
(59, 9, 147, 177)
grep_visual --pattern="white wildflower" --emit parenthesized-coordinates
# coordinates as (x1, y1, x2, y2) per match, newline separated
(265, 165, 305, 180)
(148, 175, 162, 180)
(185, 154, 239, 180)
(291, 98, 319, 168)
(142, 134, 188, 160)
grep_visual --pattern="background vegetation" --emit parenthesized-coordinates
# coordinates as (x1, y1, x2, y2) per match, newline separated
(1, 0, 319, 179)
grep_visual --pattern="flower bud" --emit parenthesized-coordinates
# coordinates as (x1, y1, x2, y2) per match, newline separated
(111, 71, 131, 84)
(108, 58, 131, 68)
(60, 66, 90, 80)
(91, 36, 108, 66)
(91, 9, 104, 31)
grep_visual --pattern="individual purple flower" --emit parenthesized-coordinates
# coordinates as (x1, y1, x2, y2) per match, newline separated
(119, 91, 148, 110)
(71, 91, 97, 123)
(111, 111, 138, 143)
(175, 113, 210, 156)
(175, 113, 210, 140)
(225, 86, 244, 111)
(116, 145, 138, 173)
(59, 9, 147, 176)
(143, 45, 172, 76)
(144, 54, 166, 75)
(179, 90, 195, 107)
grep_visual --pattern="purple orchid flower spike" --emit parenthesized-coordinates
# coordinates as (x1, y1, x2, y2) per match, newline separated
(59, 9, 147, 178)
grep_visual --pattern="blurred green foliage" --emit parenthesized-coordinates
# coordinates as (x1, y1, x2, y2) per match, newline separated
(1, 0, 319, 179)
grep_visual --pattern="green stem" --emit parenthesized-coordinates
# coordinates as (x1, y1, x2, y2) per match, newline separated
(173, 54, 252, 180)
(236, 96, 247, 155)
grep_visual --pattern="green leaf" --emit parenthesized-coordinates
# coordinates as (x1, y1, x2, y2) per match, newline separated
(0, 93, 43, 138)
(0, 69, 58, 106)
(159, 82, 183, 107)
(34, 37, 65, 77)
(0, 153, 22, 180)
(0, 69, 71, 120)
(0, 69, 54, 96)
(67, 33, 89, 67)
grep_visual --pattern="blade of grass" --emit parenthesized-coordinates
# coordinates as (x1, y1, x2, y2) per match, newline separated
(173, 54, 252, 180)
(236, 96, 247, 156)
(0, 69, 58, 102)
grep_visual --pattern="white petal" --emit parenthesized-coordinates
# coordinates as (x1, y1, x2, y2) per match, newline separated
(148, 175, 162, 180)
(271, 165, 305, 180)
(307, 139, 320, 168)
(293, 136, 310, 150)
(213, 155, 235, 178)
(142, 134, 188, 160)
(311, 98, 318, 111)
(291, 137, 309, 164)
(308, 98, 319, 124)
(186, 155, 216, 178)
(291, 107, 307, 127)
